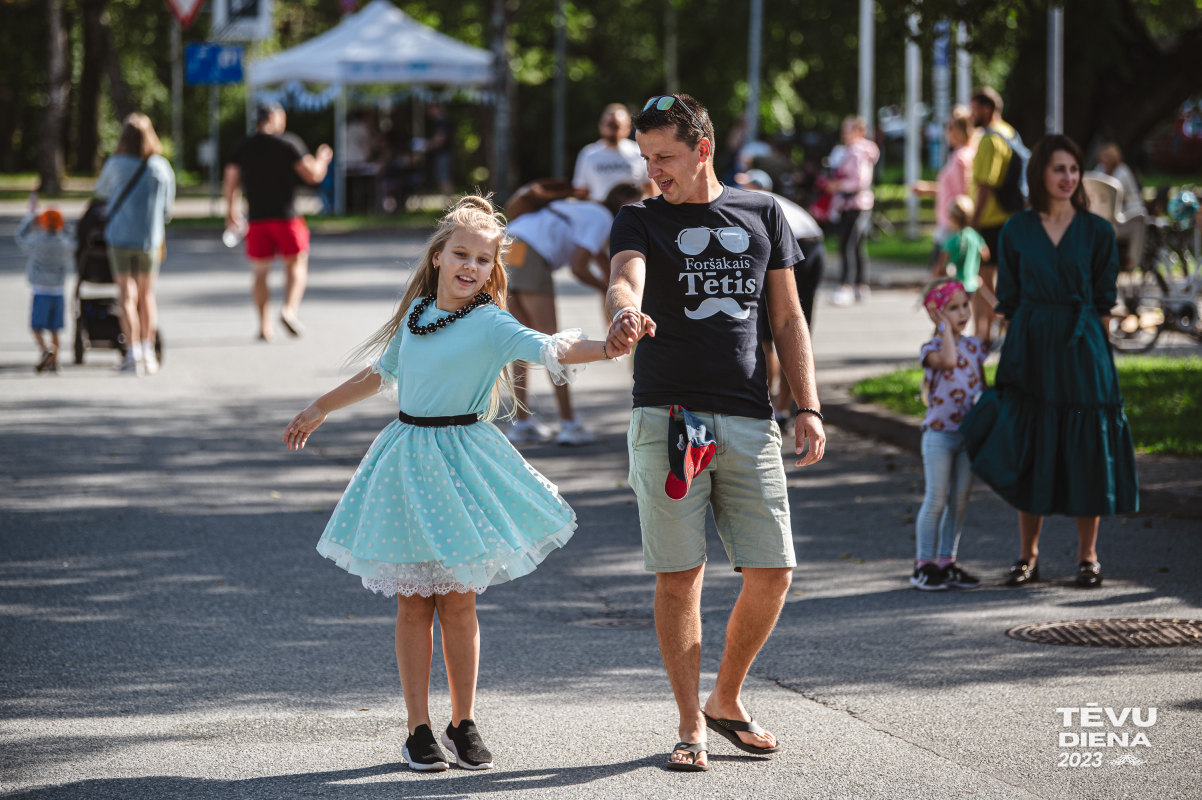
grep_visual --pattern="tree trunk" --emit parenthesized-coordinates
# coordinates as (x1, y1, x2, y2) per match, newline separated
(77, 0, 107, 174)
(103, 9, 134, 121)
(38, 0, 69, 194)
(1002, 0, 1202, 162)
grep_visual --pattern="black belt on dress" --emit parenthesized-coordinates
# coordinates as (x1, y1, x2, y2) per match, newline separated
(398, 411, 478, 427)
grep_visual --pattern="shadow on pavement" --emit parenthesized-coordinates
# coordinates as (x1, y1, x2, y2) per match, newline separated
(5, 757, 662, 799)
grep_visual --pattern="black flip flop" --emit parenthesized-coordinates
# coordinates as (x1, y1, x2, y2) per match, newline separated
(665, 741, 710, 772)
(704, 712, 782, 755)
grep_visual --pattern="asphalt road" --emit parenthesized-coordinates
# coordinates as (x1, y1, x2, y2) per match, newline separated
(1, 223, 1199, 799)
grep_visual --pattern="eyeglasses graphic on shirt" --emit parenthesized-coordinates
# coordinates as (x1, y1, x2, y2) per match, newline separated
(676, 227, 750, 256)
(642, 95, 705, 130)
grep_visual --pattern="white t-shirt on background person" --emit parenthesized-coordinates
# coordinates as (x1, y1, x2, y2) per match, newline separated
(507, 199, 614, 267)
(572, 139, 648, 202)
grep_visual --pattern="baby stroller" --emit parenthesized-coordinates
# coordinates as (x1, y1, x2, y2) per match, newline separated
(72, 200, 162, 365)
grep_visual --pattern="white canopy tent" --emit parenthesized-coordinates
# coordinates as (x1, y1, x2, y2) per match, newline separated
(247, 0, 493, 213)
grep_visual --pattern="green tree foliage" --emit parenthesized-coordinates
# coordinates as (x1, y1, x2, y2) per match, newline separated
(908, 0, 1202, 158)
(6, 0, 1202, 185)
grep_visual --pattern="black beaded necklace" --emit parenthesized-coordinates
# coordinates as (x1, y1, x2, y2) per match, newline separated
(407, 291, 494, 335)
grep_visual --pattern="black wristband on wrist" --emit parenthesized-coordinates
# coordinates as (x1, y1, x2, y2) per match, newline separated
(797, 407, 824, 421)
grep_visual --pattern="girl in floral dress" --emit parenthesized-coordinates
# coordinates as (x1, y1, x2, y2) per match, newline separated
(283, 196, 625, 772)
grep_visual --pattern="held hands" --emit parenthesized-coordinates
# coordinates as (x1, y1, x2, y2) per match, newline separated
(605, 309, 656, 357)
(283, 403, 328, 451)
(794, 412, 826, 467)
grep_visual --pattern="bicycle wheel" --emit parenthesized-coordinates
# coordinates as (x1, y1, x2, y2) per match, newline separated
(1110, 267, 1167, 353)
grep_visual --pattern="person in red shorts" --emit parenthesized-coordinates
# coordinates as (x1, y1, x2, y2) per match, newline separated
(224, 102, 333, 340)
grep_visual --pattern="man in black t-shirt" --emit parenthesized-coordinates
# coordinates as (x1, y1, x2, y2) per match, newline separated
(605, 94, 826, 771)
(224, 102, 333, 340)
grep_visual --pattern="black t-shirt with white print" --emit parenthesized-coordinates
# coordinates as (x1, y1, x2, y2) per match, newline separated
(609, 184, 803, 419)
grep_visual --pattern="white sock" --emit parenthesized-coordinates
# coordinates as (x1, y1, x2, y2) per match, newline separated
(141, 339, 154, 358)
(130, 341, 144, 359)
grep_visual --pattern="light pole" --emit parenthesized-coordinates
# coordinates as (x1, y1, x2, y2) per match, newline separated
(1046, 3, 1064, 134)
(551, 0, 566, 178)
(490, 0, 510, 202)
(745, 0, 763, 145)
(859, 0, 875, 134)
(956, 22, 971, 106)
(904, 14, 922, 240)
(932, 21, 950, 167)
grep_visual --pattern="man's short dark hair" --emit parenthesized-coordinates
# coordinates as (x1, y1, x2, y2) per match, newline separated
(255, 101, 284, 127)
(970, 87, 1003, 114)
(632, 94, 714, 150)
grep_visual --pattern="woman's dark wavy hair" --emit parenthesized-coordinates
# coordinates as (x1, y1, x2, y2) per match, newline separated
(1026, 134, 1089, 213)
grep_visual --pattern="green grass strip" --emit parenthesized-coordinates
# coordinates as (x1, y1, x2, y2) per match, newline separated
(851, 355, 1202, 457)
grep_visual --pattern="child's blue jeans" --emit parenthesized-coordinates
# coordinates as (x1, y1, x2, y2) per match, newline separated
(916, 430, 973, 561)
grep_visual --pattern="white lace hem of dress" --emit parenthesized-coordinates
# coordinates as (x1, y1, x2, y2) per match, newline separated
(541, 328, 587, 386)
(367, 357, 398, 402)
(315, 516, 576, 598)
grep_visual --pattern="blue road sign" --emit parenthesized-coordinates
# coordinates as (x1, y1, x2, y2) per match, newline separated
(185, 43, 244, 85)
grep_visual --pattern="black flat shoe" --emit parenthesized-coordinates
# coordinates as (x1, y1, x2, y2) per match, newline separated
(1077, 560, 1103, 588)
(1004, 559, 1039, 586)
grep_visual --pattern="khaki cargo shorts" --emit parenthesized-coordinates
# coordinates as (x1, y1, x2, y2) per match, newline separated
(627, 405, 795, 573)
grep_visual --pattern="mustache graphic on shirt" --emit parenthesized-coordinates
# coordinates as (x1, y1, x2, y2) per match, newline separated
(684, 297, 752, 320)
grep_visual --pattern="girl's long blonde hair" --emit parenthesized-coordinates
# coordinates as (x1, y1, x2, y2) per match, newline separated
(350, 194, 518, 421)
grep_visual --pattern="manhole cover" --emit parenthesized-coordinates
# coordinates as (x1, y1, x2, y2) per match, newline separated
(1007, 618, 1202, 648)
(569, 617, 655, 630)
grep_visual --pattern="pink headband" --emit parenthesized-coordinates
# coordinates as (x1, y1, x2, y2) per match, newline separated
(924, 281, 965, 314)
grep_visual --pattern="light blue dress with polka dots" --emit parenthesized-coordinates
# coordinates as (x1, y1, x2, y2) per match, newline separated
(316, 300, 584, 597)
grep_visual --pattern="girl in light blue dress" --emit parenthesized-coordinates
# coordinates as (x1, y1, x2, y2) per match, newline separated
(283, 196, 626, 772)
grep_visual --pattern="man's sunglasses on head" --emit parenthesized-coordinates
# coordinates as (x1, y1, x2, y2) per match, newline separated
(642, 95, 705, 131)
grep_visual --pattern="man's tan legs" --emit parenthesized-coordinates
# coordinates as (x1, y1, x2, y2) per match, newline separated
(656, 565, 790, 766)
(655, 565, 707, 766)
(702, 567, 790, 749)
(250, 258, 274, 338)
(282, 251, 308, 318)
(507, 290, 572, 422)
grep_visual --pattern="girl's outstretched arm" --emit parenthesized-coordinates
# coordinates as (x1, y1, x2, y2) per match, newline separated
(557, 338, 611, 364)
(283, 368, 383, 450)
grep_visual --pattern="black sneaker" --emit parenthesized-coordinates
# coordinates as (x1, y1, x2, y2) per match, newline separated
(942, 563, 981, 588)
(441, 718, 494, 770)
(402, 724, 449, 772)
(909, 563, 948, 592)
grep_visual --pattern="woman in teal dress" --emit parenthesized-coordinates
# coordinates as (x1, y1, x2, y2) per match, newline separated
(961, 135, 1138, 589)
(281, 197, 622, 771)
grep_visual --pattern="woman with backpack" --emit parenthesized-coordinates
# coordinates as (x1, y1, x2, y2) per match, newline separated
(95, 113, 176, 375)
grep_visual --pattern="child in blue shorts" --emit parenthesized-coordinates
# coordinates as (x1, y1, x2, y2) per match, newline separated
(16, 196, 75, 373)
